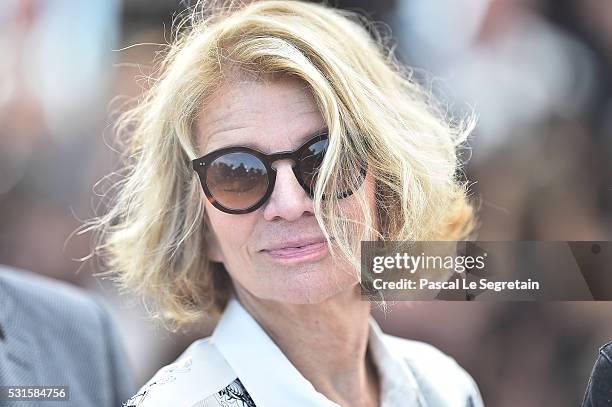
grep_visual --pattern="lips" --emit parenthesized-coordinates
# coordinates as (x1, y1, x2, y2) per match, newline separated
(260, 237, 332, 262)
(265, 242, 327, 258)
(260, 237, 328, 252)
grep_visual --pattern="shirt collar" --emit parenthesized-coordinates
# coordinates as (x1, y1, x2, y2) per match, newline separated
(211, 296, 339, 406)
(368, 315, 427, 406)
(211, 296, 426, 406)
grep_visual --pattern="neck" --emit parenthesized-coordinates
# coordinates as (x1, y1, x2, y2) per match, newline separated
(234, 284, 380, 407)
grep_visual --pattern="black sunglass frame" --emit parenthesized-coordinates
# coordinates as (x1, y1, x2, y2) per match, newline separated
(192, 132, 366, 214)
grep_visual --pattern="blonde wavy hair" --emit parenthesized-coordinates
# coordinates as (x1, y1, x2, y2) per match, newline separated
(84, 0, 479, 328)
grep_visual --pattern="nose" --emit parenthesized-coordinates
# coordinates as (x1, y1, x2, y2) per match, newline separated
(262, 160, 314, 222)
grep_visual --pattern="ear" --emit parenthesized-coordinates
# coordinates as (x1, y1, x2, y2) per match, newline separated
(204, 219, 225, 263)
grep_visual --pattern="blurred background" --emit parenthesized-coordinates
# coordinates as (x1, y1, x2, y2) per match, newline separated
(1, 0, 611, 406)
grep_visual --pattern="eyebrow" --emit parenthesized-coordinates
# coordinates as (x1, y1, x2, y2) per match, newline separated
(208, 126, 328, 154)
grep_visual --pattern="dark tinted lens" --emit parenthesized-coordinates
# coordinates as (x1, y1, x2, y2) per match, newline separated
(335, 163, 367, 198)
(299, 138, 328, 191)
(299, 137, 367, 199)
(206, 152, 268, 209)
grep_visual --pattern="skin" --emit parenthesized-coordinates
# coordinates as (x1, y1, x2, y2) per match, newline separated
(196, 74, 380, 407)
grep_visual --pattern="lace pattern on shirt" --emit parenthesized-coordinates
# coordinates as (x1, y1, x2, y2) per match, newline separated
(214, 378, 256, 406)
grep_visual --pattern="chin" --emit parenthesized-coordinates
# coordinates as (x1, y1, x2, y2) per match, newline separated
(258, 266, 360, 305)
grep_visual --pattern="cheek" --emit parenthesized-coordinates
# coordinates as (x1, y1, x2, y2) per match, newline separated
(339, 172, 378, 225)
(205, 201, 256, 251)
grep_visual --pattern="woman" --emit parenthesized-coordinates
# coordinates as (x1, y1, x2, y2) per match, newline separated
(92, 1, 483, 405)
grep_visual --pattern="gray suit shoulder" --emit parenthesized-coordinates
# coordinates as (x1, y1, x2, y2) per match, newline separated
(381, 334, 485, 407)
(0, 265, 136, 406)
(0, 266, 104, 325)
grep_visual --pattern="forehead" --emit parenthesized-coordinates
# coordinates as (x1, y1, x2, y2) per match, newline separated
(195, 75, 326, 155)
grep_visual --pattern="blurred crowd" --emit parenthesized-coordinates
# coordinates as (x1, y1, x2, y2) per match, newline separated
(0, 0, 611, 406)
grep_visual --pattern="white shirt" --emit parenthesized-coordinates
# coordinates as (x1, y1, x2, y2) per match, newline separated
(124, 297, 484, 407)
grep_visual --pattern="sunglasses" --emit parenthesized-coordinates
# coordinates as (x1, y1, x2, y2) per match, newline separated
(192, 131, 367, 214)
